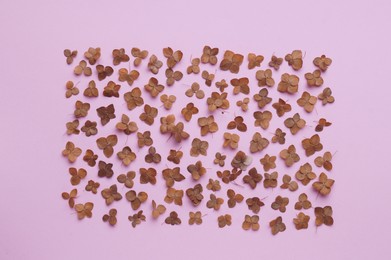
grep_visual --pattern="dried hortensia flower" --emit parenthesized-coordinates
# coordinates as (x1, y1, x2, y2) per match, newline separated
(98, 160, 114, 178)
(295, 163, 316, 185)
(137, 131, 153, 148)
(314, 152, 333, 171)
(116, 114, 138, 135)
(315, 118, 332, 132)
(207, 92, 230, 112)
(224, 216, 238, 229)
(187, 58, 200, 74)
(318, 87, 335, 105)
(198, 115, 218, 135)
(74, 60, 92, 76)
(256, 69, 274, 87)
(243, 167, 263, 189)
(172, 122, 190, 143)
(220, 50, 244, 73)
(163, 167, 185, 187)
(294, 212, 310, 230)
(144, 77, 164, 98)
(313, 55, 332, 71)
(206, 194, 224, 211)
(201, 45, 219, 65)
(231, 151, 252, 171)
(69, 167, 87, 186)
(242, 215, 260, 231)
(139, 168, 157, 185)
(96, 104, 116, 126)
(189, 211, 203, 225)
(285, 50, 303, 70)
(284, 113, 306, 135)
(297, 91, 317, 113)
(185, 82, 205, 99)
(201, 71, 214, 87)
(217, 169, 241, 184)
(64, 49, 77, 65)
(215, 79, 228, 92)
(227, 116, 247, 132)
(102, 208, 117, 226)
(112, 48, 130, 65)
(272, 128, 286, 144)
(96, 134, 118, 158)
(62, 141, 82, 163)
(305, 69, 323, 87)
(96, 65, 114, 81)
(83, 80, 99, 98)
(84, 47, 101, 65)
(186, 184, 204, 206)
(187, 161, 206, 180)
(85, 180, 100, 194)
(65, 81, 79, 98)
(206, 179, 221, 192)
(272, 98, 292, 117)
(231, 77, 250, 95)
(103, 81, 120, 98)
(302, 134, 323, 156)
(253, 88, 272, 108)
(270, 216, 286, 235)
(271, 196, 289, 213)
(124, 87, 144, 110)
(164, 188, 184, 206)
(260, 154, 276, 171)
(62, 189, 77, 208)
(163, 47, 183, 68)
(223, 132, 240, 149)
(131, 47, 149, 66)
(139, 104, 158, 126)
(126, 190, 148, 210)
(214, 152, 226, 167)
(312, 172, 335, 195)
(250, 132, 269, 153)
(246, 197, 265, 214)
(117, 146, 136, 166)
(280, 174, 298, 191)
(159, 114, 176, 134)
(181, 102, 199, 121)
(118, 68, 139, 86)
(128, 210, 146, 228)
(165, 211, 181, 225)
(315, 206, 334, 226)
(253, 111, 272, 130)
(295, 193, 312, 210)
(236, 97, 249, 112)
(190, 138, 209, 157)
(145, 146, 161, 164)
(66, 119, 80, 135)
(269, 55, 283, 70)
(278, 73, 299, 94)
(280, 145, 300, 167)
(117, 171, 136, 188)
(227, 189, 243, 208)
(101, 184, 122, 205)
(152, 200, 166, 219)
(160, 94, 176, 110)
(166, 68, 183, 86)
(75, 202, 94, 220)
(74, 100, 90, 118)
(167, 149, 183, 164)
(263, 171, 278, 188)
(83, 149, 98, 167)
(248, 53, 264, 69)
(148, 54, 163, 74)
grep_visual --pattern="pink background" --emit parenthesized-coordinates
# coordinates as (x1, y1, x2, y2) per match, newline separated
(1, 0, 391, 259)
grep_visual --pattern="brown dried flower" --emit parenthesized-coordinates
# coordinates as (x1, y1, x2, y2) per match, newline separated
(253, 88, 272, 108)
(278, 73, 299, 94)
(202, 70, 215, 86)
(64, 49, 77, 65)
(185, 82, 205, 99)
(124, 87, 144, 110)
(231, 151, 252, 170)
(62, 141, 82, 163)
(166, 68, 183, 86)
(112, 48, 130, 65)
(295, 193, 312, 210)
(101, 184, 122, 205)
(83, 149, 98, 167)
(187, 161, 206, 180)
(217, 169, 241, 184)
(190, 138, 209, 156)
(118, 68, 139, 86)
(116, 114, 138, 135)
(198, 115, 218, 135)
(246, 197, 265, 214)
(220, 50, 244, 73)
(75, 202, 94, 219)
(97, 161, 114, 178)
(260, 154, 276, 171)
(137, 131, 153, 148)
(66, 119, 80, 135)
(313, 55, 332, 71)
(256, 69, 274, 87)
(85, 180, 100, 194)
(131, 47, 149, 66)
(126, 190, 148, 210)
(74, 100, 90, 118)
(145, 146, 161, 164)
(96, 65, 113, 81)
(214, 152, 226, 167)
(268, 55, 283, 70)
(167, 149, 183, 164)
(117, 171, 136, 188)
(206, 179, 221, 192)
(284, 113, 306, 135)
(315, 206, 334, 226)
(314, 152, 333, 171)
(163, 167, 185, 187)
(295, 163, 316, 185)
(227, 189, 243, 208)
(128, 210, 146, 228)
(285, 50, 302, 70)
(148, 54, 163, 74)
(139, 168, 157, 185)
(264, 171, 278, 188)
(272, 98, 292, 117)
(117, 146, 136, 166)
(243, 167, 263, 189)
(187, 58, 200, 74)
(83, 80, 99, 97)
(242, 215, 260, 231)
(62, 189, 77, 208)
(189, 211, 203, 225)
(69, 167, 87, 185)
(103, 81, 120, 97)
(96, 134, 118, 158)
(165, 211, 181, 225)
(223, 132, 240, 149)
(318, 87, 335, 105)
(65, 81, 79, 98)
(272, 128, 286, 144)
(315, 118, 332, 132)
(302, 134, 323, 156)
(96, 104, 116, 126)
(312, 172, 335, 195)
(139, 105, 158, 126)
(84, 47, 101, 65)
(280, 174, 298, 191)
(207, 92, 230, 111)
(297, 91, 317, 113)
(164, 188, 184, 206)
(152, 200, 166, 219)
(74, 60, 92, 76)
(250, 132, 269, 153)
(102, 209, 117, 226)
(160, 94, 176, 110)
(201, 46, 219, 65)
(294, 212, 310, 230)
(231, 77, 249, 95)
(218, 214, 231, 228)
(271, 196, 289, 213)
(280, 145, 300, 167)
(253, 111, 272, 130)
(186, 184, 204, 206)
(305, 69, 323, 87)
(236, 97, 250, 112)
(181, 102, 199, 121)
(215, 79, 228, 92)
(163, 47, 183, 68)
(227, 116, 247, 132)
(206, 194, 224, 210)
(270, 216, 286, 235)
(248, 53, 264, 69)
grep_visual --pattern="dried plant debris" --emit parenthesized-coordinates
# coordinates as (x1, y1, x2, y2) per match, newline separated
(61, 47, 336, 232)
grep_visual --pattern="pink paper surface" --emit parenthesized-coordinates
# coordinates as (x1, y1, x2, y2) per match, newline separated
(1, 0, 391, 259)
